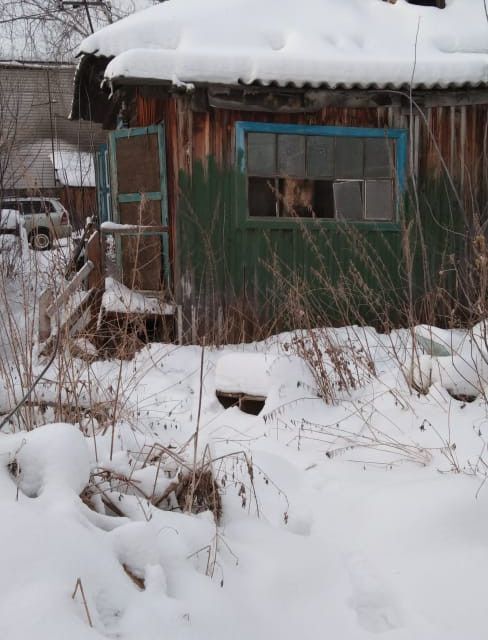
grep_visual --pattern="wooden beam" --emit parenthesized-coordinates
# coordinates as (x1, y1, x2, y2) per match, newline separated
(38, 289, 54, 342)
(40, 289, 97, 357)
(46, 261, 94, 318)
(100, 224, 169, 235)
(86, 230, 103, 289)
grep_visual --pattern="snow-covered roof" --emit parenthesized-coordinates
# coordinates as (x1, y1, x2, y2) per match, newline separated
(51, 151, 95, 187)
(77, 0, 488, 90)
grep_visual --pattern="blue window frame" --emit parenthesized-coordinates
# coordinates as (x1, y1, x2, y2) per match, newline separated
(235, 122, 407, 223)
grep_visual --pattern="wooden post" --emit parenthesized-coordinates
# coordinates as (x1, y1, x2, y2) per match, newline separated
(177, 305, 183, 345)
(217, 306, 223, 345)
(86, 230, 103, 290)
(38, 289, 54, 342)
(191, 306, 197, 344)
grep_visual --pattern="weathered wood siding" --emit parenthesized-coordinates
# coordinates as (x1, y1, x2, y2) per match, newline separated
(60, 186, 97, 230)
(0, 63, 106, 192)
(134, 92, 488, 331)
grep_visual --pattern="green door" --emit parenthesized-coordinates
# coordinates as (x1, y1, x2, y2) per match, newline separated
(109, 125, 170, 292)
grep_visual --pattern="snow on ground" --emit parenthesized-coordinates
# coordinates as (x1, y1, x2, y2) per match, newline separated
(1, 247, 488, 638)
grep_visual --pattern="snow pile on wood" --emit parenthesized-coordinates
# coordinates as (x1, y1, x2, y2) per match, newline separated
(102, 276, 174, 314)
(78, 0, 488, 89)
(215, 352, 276, 396)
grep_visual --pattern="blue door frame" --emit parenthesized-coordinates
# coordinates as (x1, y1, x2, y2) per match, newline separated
(108, 124, 171, 291)
(95, 143, 111, 225)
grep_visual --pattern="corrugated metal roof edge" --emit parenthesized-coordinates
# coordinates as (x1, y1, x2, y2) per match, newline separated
(0, 59, 75, 69)
(106, 72, 488, 92)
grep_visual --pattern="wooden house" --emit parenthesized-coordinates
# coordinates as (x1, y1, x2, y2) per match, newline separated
(71, 0, 488, 340)
(0, 61, 105, 227)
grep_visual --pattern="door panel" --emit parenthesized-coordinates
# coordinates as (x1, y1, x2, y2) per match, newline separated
(109, 125, 170, 292)
(115, 133, 161, 193)
(120, 235, 163, 291)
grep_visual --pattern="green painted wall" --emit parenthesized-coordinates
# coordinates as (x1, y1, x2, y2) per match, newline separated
(177, 157, 471, 336)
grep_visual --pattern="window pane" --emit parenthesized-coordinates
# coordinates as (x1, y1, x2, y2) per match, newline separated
(22, 202, 38, 214)
(365, 180, 394, 220)
(17, 201, 53, 214)
(248, 177, 278, 217)
(247, 133, 276, 176)
(279, 178, 314, 217)
(365, 138, 395, 178)
(277, 134, 305, 177)
(335, 137, 363, 179)
(273, 179, 335, 218)
(1, 201, 20, 212)
(18, 202, 32, 214)
(40, 201, 56, 213)
(313, 180, 335, 219)
(334, 181, 363, 220)
(307, 136, 334, 178)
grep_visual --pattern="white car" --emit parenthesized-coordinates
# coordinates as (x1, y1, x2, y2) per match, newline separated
(0, 209, 29, 270)
(0, 197, 72, 250)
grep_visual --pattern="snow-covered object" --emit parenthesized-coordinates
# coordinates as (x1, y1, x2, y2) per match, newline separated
(101, 222, 152, 232)
(215, 352, 276, 396)
(102, 276, 174, 314)
(0, 209, 21, 231)
(412, 322, 488, 396)
(78, 0, 488, 89)
(51, 151, 95, 187)
(110, 521, 166, 580)
(70, 336, 98, 358)
(0, 235, 18, 253)
(3, 325, 488, 637)
(13, 423, 91, 497)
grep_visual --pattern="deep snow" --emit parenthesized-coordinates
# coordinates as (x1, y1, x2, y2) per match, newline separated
(0, 245, 488, 639)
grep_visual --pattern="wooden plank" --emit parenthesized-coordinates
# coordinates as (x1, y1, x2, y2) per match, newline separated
(40, 289, 97, 357)
(449, 106, 455, 177)
(460, 105, 467, 191)
(38, 288, 54, 342)
(101, 224, 169, 235)
(86, 230, 103, 289)
(46, 260, 94, 318)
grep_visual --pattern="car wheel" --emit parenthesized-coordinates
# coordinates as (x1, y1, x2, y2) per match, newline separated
(29, 229, 51, 251)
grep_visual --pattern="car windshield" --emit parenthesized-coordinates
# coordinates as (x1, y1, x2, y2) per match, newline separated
(1, 200, 56, 214)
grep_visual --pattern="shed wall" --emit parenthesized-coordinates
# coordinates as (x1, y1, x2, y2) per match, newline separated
(134, 92, 488, 334)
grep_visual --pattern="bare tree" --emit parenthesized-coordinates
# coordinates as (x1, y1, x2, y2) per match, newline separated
(0, 1, 157, 62)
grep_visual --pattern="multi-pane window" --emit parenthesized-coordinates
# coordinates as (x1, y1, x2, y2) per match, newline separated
(246, 132, 397, 221)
